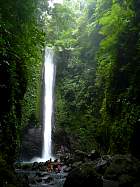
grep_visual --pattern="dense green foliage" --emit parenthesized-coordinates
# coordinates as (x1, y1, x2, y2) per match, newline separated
(54, 0, 140, 157)
(0, 0, 140, 185)
(0, 0, 46, 185)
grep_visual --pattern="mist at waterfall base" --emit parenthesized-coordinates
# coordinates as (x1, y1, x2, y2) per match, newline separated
(30, 47, 56, 163)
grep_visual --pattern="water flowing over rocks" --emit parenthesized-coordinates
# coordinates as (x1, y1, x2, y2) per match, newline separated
(15, 160, 68, 187)
(15, 152, 140, 187)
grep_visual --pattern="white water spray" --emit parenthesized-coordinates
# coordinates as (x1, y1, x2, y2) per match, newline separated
(42, 47, 55, 160)
(29, 47, 55, 163)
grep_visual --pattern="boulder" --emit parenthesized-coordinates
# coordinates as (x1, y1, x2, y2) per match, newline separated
(72, 161, 82, 169)
(88, 150, 100, 161)
(74, 150, 88, 161)
(103, 154, 140, 186)
(95, 155, 112, 174)
(63, 163, 102, 187)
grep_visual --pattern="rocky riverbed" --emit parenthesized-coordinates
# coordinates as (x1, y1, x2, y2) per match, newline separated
(15, 170, 67, 187)
(15, 162, 70, 187)
(15, 151, 140, 187)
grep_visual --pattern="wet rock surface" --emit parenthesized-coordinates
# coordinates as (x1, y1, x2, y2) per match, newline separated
(15, 161, 69, 187)
(16, 170, 67, 187)
(15, 153, 140, 187)
(63, 163, 103, 187)
(20, 127, 42, 161)
(103, 154, 140, 187)
(63, 152, 140, 187)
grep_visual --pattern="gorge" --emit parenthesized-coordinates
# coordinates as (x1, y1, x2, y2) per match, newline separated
(1, 0, 140, 186)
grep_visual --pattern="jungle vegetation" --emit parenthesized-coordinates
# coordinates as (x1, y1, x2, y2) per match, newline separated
(0, 0, 140, 185)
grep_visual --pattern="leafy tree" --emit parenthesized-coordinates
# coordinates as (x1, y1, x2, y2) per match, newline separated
(0, 1, 46, 183)
(54, 0, 140, 158)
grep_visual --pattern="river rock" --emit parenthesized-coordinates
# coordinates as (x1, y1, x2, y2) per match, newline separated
(63, 163, 102, 187)
(87, 150, 100, 161)
(43, 176, 53, 183)
(96, 159, 108, 174)
(95, 155, 112, 174)
(74, 150, 88, 161)
(102, 176, 119, 187)
(63, 166, 72, 172)
(72, 161, 82, 168)
(103, 154, 140, 186)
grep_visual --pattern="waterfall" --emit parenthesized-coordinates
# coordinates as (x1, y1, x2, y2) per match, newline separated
(42, 47, 55, 160)
(22, 47, 56, 163)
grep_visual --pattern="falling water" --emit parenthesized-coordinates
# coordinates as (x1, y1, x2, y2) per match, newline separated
(23, 47, 55, 164)
(41, 47, 55, 161)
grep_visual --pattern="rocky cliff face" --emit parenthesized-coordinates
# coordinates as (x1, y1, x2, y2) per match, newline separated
(20, 126, 43, 161)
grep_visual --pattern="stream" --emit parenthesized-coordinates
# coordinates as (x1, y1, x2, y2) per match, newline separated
(15, 166, 68, 187)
